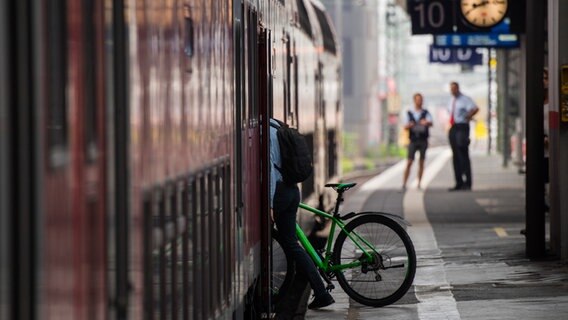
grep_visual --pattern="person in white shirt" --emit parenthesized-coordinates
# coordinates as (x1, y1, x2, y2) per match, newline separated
(447, 82, 479, 191)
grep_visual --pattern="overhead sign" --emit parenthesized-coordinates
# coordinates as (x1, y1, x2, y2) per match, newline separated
(407, 0, 526, 35)
(433, 33, 520, 48)
(429, 46, 483, 65)
(408, 0, 454, 34)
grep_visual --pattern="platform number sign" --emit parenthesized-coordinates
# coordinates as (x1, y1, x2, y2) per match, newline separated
(409, 0, 455, 34)
(408, 0, 525, 35)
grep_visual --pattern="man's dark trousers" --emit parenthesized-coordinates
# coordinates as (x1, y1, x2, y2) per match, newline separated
(273, 182, 327, 297)
(449, 124, 472, 188)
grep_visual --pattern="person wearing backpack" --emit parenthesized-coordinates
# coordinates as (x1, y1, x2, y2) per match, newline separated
(269, 118, 335, 310)
(402, 93, 433, 190)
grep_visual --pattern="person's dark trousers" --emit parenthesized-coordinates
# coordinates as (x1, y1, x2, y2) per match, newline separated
(273, 182, 327, 298)
(449, 124, 472, 188)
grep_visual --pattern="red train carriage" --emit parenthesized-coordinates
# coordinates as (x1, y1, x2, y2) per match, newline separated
(0, 0, 341, 319)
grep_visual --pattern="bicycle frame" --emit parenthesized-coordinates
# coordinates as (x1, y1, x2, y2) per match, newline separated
(296, 202, 380, 273)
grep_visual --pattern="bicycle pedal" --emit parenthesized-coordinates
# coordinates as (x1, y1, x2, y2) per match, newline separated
(326, 284, 335, 292)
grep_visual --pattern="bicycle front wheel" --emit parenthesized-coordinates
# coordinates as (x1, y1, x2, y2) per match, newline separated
(333, 214, 416, 307)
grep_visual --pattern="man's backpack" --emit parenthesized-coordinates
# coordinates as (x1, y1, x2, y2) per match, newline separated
(407, 110, 430, 141)
(270, 119, 313, 184)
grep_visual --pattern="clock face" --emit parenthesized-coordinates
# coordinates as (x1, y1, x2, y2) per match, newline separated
(460, 0, 508, 28)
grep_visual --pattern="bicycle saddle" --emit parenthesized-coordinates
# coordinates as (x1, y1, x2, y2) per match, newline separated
(325, 182, 357, 192)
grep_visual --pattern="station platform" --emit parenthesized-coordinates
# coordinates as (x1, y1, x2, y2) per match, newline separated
(282, 144, 568, 320)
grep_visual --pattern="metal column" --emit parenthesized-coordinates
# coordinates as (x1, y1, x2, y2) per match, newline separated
(524, 0, 546, 259)
(547, 0, 568, 260)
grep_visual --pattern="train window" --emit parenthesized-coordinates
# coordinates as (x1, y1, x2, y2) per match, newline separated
(193, 175, 204, 319)
(285, 36, 292, 118)
(296, 0, 313, 38)
(184, 178, 195, 319)
(142, 192, 155, 317)
(83, 0, 99, 162)
(172, 182, 183, 319)
(222, 163, 231, 302)
(247, 10, 259, 122)
(301, 133, 315, 198)
(183, 4, 194, 73)
(209, 169, 219, 314)
(294, 45, 299, 119)
(343, 38, 353, 96)
(183, 5, 194, 57)
(217, 164, 226, 303)
(312, 5, 337, 54)
(47, 0, 69, 166)
(158, 189, 167, 318)
(327, 130, 337, 178)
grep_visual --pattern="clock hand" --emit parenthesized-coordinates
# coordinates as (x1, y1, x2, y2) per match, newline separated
(464, 0, 489, 16)
(473, 0, 489, 8)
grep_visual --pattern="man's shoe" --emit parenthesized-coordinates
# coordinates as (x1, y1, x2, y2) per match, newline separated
(308, 293, 335, 310)
(461, 185, 471, 191)
(448, 185, 462, 191)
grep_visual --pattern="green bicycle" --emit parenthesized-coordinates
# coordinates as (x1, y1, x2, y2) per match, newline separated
(272, 182, 416, 307)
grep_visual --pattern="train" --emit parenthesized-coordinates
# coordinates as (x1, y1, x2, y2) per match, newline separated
(0, 0, 341, 319)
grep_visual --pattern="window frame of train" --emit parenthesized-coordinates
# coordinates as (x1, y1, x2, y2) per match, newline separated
(312, 3, 336, 54)
(143, 159, 231, 320)
(108, 0, 130, 317)
(284, 33, 293, 120)
(46, 0, 69, 168)
(247, 8, 259, 125)
(0, 0, 9, 318)
(81, 0, 99, 162)
(296, 0, 313, 38)
(183, 3, 195, 73)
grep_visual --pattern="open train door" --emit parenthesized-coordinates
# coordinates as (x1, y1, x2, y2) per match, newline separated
(235, 4, 270, 318)
(258, 26, 273, 316)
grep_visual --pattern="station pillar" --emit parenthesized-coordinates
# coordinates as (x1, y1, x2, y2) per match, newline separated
(547, 0, 568, 260)
(524, 0, 546, 259)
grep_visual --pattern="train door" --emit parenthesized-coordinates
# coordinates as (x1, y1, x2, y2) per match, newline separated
(258, 27, 272, 315)
(233, 2, 245, 308)
(235, 3, 269, 316)
(70, 0, 108, 318)
(35, 0, 108, 318)
(243, 6, 262, 280)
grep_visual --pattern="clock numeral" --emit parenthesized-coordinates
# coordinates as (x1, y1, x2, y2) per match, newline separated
(414, 1, 445, 29)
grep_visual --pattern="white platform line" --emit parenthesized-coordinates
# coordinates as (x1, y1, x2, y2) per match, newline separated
(405, 148, 461, 320)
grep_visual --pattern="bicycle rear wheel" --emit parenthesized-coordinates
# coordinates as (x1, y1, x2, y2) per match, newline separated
(333, 214, 416, 307)
(271, 229, 295, 304)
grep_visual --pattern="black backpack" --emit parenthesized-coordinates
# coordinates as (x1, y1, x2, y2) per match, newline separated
(270, 119, 313, 184)
(407, 110, 430, 141)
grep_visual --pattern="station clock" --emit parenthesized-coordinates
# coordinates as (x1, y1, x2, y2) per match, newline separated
(460, 0, 509, 28)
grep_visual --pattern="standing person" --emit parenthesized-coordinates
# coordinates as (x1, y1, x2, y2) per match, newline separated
(402, 93, 433, 190)
(269, 118, 335, 310)
(448, 82, 479, 191)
